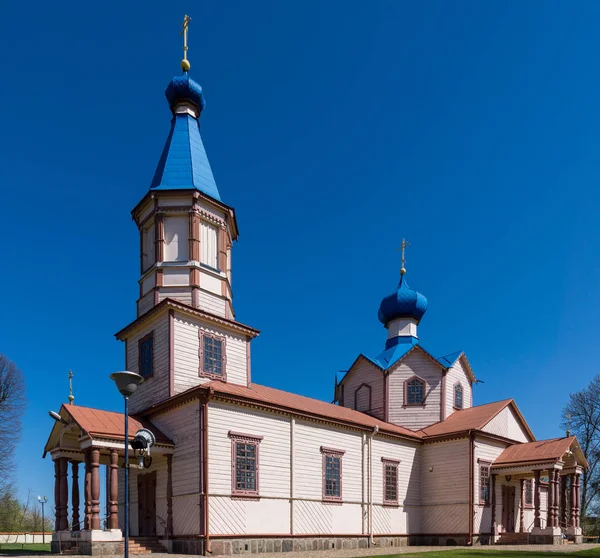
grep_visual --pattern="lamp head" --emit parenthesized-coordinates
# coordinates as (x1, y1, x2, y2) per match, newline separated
(48, 411, 68, 425)
(109, 371, 144, 397)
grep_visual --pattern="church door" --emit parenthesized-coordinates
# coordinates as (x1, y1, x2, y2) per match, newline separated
(138, 471, 157, 537)
(501, 485, 516, 532)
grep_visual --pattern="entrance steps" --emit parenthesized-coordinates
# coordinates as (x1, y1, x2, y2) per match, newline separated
(495, 532, 529, 545)
(129, 537, 167, 555)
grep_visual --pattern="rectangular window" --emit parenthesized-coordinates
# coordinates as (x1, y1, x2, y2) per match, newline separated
(139, 333, 154, 379)
(321, 447, 344, 502)
(200, 220, 219, 269)
(229, 431, 262, 496)
(382, 458, 400, 505)
(406, 377, 425, 405)
(479, 462, 491, 504)
(199, 332, 226, 379)
(524, 479, 533, 507)
(454, 384, 463, 409)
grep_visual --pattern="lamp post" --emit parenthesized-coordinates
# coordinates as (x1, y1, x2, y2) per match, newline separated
(109, 371, 144, 558)
(37, 496, 47, 544)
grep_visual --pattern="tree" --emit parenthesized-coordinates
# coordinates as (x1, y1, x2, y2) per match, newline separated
(561, 373, 600, 519)
(0, 355, 26, 494)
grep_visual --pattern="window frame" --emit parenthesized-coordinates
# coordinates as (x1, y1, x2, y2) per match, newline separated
(454, 383, 464, 410)
(228, 431, 263, 497)
(382, 457, 400, 506)
(138, 332, 154, 380)
(523, 479, 534, 508)
(198, 330, 227, 381)
(404, 375, 427, 406)
(321, 446, 345, 503)
(479, 460, 492, 505)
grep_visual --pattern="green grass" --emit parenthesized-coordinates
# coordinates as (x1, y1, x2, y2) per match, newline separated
(381, 548, 600, 558)
(0, 543, 51, 554)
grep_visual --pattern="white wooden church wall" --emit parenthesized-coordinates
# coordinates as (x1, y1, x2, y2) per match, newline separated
(341, 359, 384, 419)
(481, 407, 530, 443)
(371, 437, 421, 534)
(388, 351, 443, 430)
(127, 312, 170, 415)
(173, 313, 248, 392)
(152, 401, 202, 537)
(420, 439, 469, 534)
(473, 438, 507, 534)
(443, 359, 472, 418)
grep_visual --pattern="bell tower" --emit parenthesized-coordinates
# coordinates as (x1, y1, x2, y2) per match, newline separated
(132, 37, 237, 320)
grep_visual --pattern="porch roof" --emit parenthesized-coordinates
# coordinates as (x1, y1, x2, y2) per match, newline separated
(492, 436, 588, 468)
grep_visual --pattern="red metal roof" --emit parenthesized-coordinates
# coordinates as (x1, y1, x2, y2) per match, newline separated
(493, 437, 576, 466)
(63, 404, 172, 445)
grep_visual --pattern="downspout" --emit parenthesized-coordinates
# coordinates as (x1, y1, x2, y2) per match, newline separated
(468, 430, 474, 546)
(200, 393, 211, 554)
(290, 418, 295, 535)
(369, 426, 379, 546)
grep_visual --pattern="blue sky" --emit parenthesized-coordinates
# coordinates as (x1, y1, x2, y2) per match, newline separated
(1, 1, 600, 510)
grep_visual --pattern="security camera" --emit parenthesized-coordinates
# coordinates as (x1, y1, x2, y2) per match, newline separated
(131, 428, 156, 469)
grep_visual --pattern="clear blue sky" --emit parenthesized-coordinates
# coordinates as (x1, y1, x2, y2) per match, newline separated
(1, 1, 600, 510)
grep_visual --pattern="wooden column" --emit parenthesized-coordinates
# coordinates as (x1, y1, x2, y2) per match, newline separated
(155, 212, 165, 262)
(560, 474, 567, 528)
(54, 460, 61, 530)
(534, 470, 541, 528)
(90, 448, 101, 530)
(549, 470, 556, 527)
(491, 473, 497, 535)
(71, 461, 80, 531)
(166, 455, 173, 537)
(58, 458, 69, 531)
(189, 210, 200, 262)
(84, 450, 92, 530)
(574, 473, 581, 528)
(108, 449, 119, 530)
(218, 227, 227, 272)
(519, 479, 525, 532)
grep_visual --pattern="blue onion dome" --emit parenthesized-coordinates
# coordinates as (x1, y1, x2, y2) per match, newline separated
(165, 73, 206, 113)
(378, 273, 428, 325)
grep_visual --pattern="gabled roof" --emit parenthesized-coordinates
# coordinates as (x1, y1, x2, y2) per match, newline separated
(419, 399, 535, 441)
(493, 437, 588, 468)
(150, 113, 221, 201)
(43, 404, 173, 457)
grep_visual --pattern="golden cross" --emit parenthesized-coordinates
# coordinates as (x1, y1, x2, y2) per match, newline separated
(68, 370, 74, 405)
(398, 238, 410, 275)
(180, 15, 192, 71)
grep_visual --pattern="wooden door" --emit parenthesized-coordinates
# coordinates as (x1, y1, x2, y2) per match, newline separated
(137, 471, 157, 536)
(502, 485, 516, 532)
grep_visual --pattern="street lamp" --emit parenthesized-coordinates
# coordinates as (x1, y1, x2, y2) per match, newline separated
(37, 496, 47, 544)
(109, 371, 144, 558)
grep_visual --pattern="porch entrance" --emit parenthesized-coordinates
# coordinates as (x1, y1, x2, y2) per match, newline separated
(501, 485, 515, 532)
(138, 471, 157, 536)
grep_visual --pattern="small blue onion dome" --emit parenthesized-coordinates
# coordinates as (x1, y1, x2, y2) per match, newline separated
(378, 273, 428, 325)
(165, 73, 206, 113)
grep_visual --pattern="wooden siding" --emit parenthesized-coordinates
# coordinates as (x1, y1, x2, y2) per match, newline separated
(128, 312, 170, 415)
(340, 359, 384, 419)
(157, 287, 193, 307)
(473, 438, 508, 534)
(388, 351, 443, 430)
(421, 439, 469, 534)
(152, 401, 201, 536)
(197, 289, 226, 318)
(482, 406, 530, 443)
(444, 358, 472, 418)
(173, 312, 248, 393)
(138, 291, 154, 316)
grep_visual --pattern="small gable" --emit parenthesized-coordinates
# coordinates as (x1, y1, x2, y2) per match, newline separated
(481, 402, 534, 442)
(339, 356, 385, 420)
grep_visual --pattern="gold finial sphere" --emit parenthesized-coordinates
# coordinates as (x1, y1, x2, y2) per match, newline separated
(181, 59, 191, 72)
(400, 267, 406, 275)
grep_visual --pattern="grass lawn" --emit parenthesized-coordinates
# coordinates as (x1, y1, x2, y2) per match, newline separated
(0, 543, 51, 554)
(385, 549, 600, 558)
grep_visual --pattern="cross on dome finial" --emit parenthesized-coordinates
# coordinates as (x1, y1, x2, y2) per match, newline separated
(566, 411, 572, 437)
(180, 15, 192, 72)
(398, 238, 410, 275)
(68, 370, 74, 405)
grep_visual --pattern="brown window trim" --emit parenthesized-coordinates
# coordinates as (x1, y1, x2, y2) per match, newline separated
(479, 460, 492, 506)
(382, 457, 400, 506)
(229, 431, 262, 497)
(321, 447, 344, 503)
(453, 382, 464, 410)
(198, 330, 227, 381)
(404, 374, 427, 407)
(138, 331, 155, 380)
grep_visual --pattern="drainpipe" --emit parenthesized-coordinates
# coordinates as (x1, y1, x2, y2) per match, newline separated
(369, 426, 379, 546)
(468, 430, 474, 546)
(290, 418, 295, 535)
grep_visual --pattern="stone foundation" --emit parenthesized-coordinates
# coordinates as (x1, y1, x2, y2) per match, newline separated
(50, 540, 124, 555)
(529, 534, 563, 545)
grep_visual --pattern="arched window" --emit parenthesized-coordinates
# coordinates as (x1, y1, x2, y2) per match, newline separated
(454, 383, 463, 409)
(405, 377, 425, 405)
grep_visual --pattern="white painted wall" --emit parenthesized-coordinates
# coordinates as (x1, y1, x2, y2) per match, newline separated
(482, 406, 531, 442)
(341, 359, 384, 420)
(388, 350, 443, 430)
(127, 312, 170, 415)
(387, 318, 418, 339)
(197, 288, 227, 318)
(200, 221, 218, 269)
(164, 215, 189, 262)
(444, 358, 472, 418)
(421, 439, 469, 534)
(172, 312, 248, 393)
